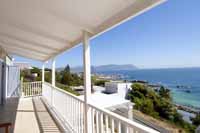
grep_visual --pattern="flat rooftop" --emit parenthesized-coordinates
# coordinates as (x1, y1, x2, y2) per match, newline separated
(78, 92, 130, 108)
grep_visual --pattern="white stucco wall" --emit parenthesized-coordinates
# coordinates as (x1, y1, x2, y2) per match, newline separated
(105, 82, 132, 99)
(117, 83, 132, 99)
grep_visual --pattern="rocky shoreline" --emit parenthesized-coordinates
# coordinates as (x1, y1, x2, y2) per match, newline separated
(175, 104, 200, 114)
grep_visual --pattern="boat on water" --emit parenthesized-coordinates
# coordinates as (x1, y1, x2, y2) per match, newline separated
(183, 90, 191, 93)
(176, 85, 191, 89)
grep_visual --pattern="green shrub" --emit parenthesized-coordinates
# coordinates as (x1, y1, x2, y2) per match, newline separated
(94, 80, 109, 87)
(56, 83, 80, 96)
(191, 113, 200, 126)
(128, 83, 195, 132)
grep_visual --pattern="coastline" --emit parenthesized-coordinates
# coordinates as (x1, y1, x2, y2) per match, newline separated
(175, 104, 200, 114)
(94, 69, 200, 120)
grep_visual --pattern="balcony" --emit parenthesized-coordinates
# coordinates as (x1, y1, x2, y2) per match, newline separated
(0, 0, 166, 132)
(0, 81, 159, 133)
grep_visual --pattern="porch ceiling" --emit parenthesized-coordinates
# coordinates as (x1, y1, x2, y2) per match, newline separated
(0, 0, 165, 61)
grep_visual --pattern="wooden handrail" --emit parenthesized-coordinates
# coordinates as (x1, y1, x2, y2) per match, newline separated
(0, 123, 11, 133)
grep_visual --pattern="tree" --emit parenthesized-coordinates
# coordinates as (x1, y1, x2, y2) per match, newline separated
(45, 71, 51, 83)
(191, 113, 200, 126)
(128, 83, 196, 132)
(31, 67, 41, 74)
(64, 65, 70, 73)
(61, 65, 72, 85)
(60, 64, 83, 86)
(159, 86, 171, 100)
(154, 98, 174, 119)
(56, 71, 62, 83)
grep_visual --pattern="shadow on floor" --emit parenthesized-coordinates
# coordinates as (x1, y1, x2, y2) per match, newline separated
(0, 97, 19, 133)
(0, 97, 64, 133)
(32, 97, 63, 133)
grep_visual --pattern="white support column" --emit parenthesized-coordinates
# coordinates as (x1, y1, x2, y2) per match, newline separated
(4, 56, 8, 100)
(52, 58, 56, 87)
(42, 63, 45, 83)
(83, 30, 92, 133)
(51, 58, 56, 106)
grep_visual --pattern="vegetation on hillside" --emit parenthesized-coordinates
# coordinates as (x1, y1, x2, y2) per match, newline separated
(56, 83, 80, 96)
(21, 65, 110, 95)
(128, 83, 196, 132)
(91, 76, 109, 87)
(21, 67, 42, 82)
(57, 65, 83, 86)
(191, 113, 200, 127)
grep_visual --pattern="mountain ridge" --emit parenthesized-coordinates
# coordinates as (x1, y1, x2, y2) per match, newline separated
(57, 64, 138, 73)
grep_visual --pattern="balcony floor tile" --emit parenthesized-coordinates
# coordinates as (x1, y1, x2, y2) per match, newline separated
(0, 97, 63, 133)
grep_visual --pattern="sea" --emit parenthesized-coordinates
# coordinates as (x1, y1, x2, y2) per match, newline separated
(99, 68, 200, 109)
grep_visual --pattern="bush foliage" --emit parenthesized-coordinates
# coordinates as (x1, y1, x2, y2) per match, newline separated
(129, 83, 195, 132)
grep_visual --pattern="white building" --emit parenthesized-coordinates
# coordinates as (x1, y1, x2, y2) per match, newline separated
(0, 46, 20, 105)
(105, 82, 132, 99)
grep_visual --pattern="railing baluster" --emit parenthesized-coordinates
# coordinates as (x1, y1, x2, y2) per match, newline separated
(91, 108, 95, 133)
(34, 82, 35, 95)
(37, 82, 39, 94)
(32, 82, 34, 96)
(23, 83, 25, 96)
(75, 100, 78, 132)
(30, 83, 32, 96)
(28, 83, 30, 96)
(81, 102, 84, 133)
(37, 82, 38, 95)
(78, 101, 80, 133)
(118, 122, 121, 133)
(39, 82, 43, 95)
(26, 83, 29, 96)
(126, 126, 129, 133)
(26, 83, 27, 96)
(34, 82, 36, 95)
(105, 115, 109, 133)
(72, 97, 74, 129)
(33, 82, 34, 95)
(20, 81, 42, 97)
(96, 111, 99, 133)
(30, 83, 33, 96)
(31, 83, 33, 96)
(111, 119, 115, 133)
(100, 112, 104, 133)
(68, 96, 70, 122)
(70, 97, 72, 126)
(29, 83, 31, 96)
(25, 83, 27, 96)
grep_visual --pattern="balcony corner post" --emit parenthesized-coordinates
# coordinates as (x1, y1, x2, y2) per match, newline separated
(51, 58, 56, 106)
(83, 30, 92, 133)
(42, 63, 45, 83)
(52, 59, 56, 87)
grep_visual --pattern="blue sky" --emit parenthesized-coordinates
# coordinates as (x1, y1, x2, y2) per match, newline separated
(14, 0, 200, 69)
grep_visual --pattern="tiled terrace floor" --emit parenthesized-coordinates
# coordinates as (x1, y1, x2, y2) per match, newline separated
(0, 97, 62, 133)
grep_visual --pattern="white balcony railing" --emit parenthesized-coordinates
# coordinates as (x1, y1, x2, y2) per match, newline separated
(42, 82, 159, 133)
(21, 81, 42, 97)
